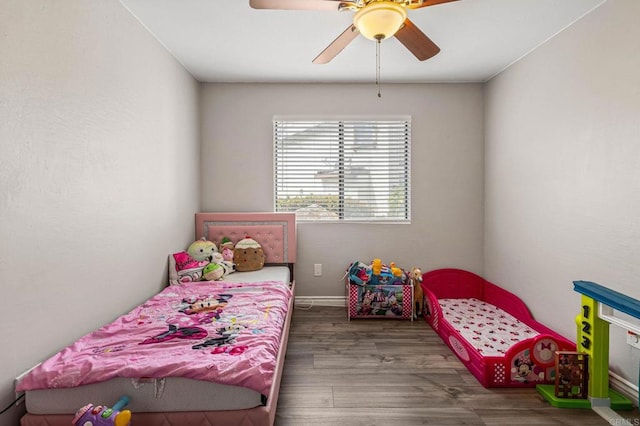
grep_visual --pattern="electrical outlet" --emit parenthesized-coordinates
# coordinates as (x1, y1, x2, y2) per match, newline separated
(627, 332, 640, 349)
(314, 264, 322, 277)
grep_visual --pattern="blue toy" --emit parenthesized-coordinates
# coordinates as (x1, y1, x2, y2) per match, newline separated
(72, 395, 131, 426)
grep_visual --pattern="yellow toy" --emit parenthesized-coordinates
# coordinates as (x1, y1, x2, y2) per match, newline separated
(371, 258, 382, 276)
(389, 262, 403, 278)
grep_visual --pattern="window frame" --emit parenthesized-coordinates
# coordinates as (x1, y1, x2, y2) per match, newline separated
(273, 115, 411, 224)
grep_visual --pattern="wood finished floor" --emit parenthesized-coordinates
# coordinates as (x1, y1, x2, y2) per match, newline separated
(275, 305, 639, 426)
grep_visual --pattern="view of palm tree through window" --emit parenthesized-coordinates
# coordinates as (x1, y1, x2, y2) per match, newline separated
(274, 118, 411, 222)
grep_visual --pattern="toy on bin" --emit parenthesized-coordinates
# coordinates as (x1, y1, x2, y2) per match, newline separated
(370, 259, 403, 285)
(72, 395, 131, 426)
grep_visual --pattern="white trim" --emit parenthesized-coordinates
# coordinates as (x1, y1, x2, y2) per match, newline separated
(599, 304, 640, 336)
(591, 406, 635, 426)
(295, 296, 346, 307)
(610, 370, 638, 407)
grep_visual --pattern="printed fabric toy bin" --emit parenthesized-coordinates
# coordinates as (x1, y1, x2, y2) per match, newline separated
(345, 260, 413, 321)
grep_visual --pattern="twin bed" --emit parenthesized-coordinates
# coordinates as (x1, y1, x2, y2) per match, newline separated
(17, 212, 296, 426)
(421, 268, 575, 388)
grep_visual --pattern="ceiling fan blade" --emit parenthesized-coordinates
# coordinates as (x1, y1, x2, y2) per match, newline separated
(407, 0, 459, 9)
(395, 19, 440, 61)
(312, 25, 359, 64)
(249, 0, 355, 11)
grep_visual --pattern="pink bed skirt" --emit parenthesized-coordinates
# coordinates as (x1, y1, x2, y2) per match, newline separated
(22, 407, 272, 426)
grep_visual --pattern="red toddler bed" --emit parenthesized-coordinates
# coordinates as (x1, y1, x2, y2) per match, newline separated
(421, 268, 575, 388)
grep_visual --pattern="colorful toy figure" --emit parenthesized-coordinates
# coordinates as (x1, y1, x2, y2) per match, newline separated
(72, 396, 131, 426)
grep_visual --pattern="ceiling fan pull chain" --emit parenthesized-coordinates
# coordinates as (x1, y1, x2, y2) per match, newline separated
(376, 38, 381, 98)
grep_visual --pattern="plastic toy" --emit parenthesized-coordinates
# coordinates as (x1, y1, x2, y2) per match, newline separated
(72, 395, 131, 426)
(371, 258, 382, 276)
(389, 262, 402, 278)
(369, 260, 403, 285)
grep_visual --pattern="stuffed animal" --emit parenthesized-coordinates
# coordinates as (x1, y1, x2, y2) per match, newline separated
(348, 261, 370, 285)
(187, 237, 218, 262)
(234, 236, 265, 272)
(220, 237, 235, 262)
(202, 262, 224, 281)
(409, 267, 424, 319)
(219, 260, 236, 276)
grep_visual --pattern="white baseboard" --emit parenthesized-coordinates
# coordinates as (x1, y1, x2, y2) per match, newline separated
(295, 296, 346, 308)
(610, 371, 638, 406)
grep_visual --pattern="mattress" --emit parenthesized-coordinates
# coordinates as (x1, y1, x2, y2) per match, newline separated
(438, 298, 539, 357)
(221, 266, 290, 284)
(21, 266, 291, 415)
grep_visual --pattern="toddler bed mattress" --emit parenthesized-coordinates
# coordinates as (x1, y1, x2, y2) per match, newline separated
(421, 268, 575, 388)
(438, 297, 540, 357)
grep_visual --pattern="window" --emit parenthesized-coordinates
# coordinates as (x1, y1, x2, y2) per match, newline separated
(274, 117, 411, 222)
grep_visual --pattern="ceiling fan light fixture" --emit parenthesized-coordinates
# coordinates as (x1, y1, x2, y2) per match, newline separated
(353, 1, 407, 41)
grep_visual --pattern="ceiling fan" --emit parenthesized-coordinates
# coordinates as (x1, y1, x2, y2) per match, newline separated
(249, 0, 459, 64)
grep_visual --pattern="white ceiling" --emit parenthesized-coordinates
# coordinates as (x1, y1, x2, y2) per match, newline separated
(119, 0, 605, 83)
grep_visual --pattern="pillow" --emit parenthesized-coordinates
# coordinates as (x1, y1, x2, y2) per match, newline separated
(233, 236, 265, 272)
(168, 251, 209, 285)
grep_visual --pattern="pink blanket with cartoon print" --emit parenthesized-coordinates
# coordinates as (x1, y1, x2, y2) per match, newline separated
(17, 280, 291, 396)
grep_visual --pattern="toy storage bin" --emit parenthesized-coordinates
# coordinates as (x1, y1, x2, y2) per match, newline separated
(346, 278, 413, 321)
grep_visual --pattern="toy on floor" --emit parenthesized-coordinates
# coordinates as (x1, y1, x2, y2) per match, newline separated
(409, 267, 424, 319)
(72, 395, 131, 426)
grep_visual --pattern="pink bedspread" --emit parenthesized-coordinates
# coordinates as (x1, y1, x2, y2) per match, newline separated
(17, 280, 291, 396)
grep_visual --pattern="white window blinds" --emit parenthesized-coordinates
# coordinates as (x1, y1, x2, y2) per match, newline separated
(274, 118, 411, 222)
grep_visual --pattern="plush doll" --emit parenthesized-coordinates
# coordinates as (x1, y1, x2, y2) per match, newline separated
(219, 260, 236, 276)
(203, 262, 224, 281)
(234, 236, 265, 272)
(187, 237, 218, 262)
(220, 237, 235, 262)
(348, 261, 370, 285)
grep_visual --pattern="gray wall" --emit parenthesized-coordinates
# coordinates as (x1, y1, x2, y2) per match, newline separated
(200, 83, 485, 297)
(485, 0, 640, 388)
(0, 1, 200, 424)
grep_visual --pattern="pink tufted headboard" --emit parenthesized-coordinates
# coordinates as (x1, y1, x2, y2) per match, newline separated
(195, 212, 296, 264)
